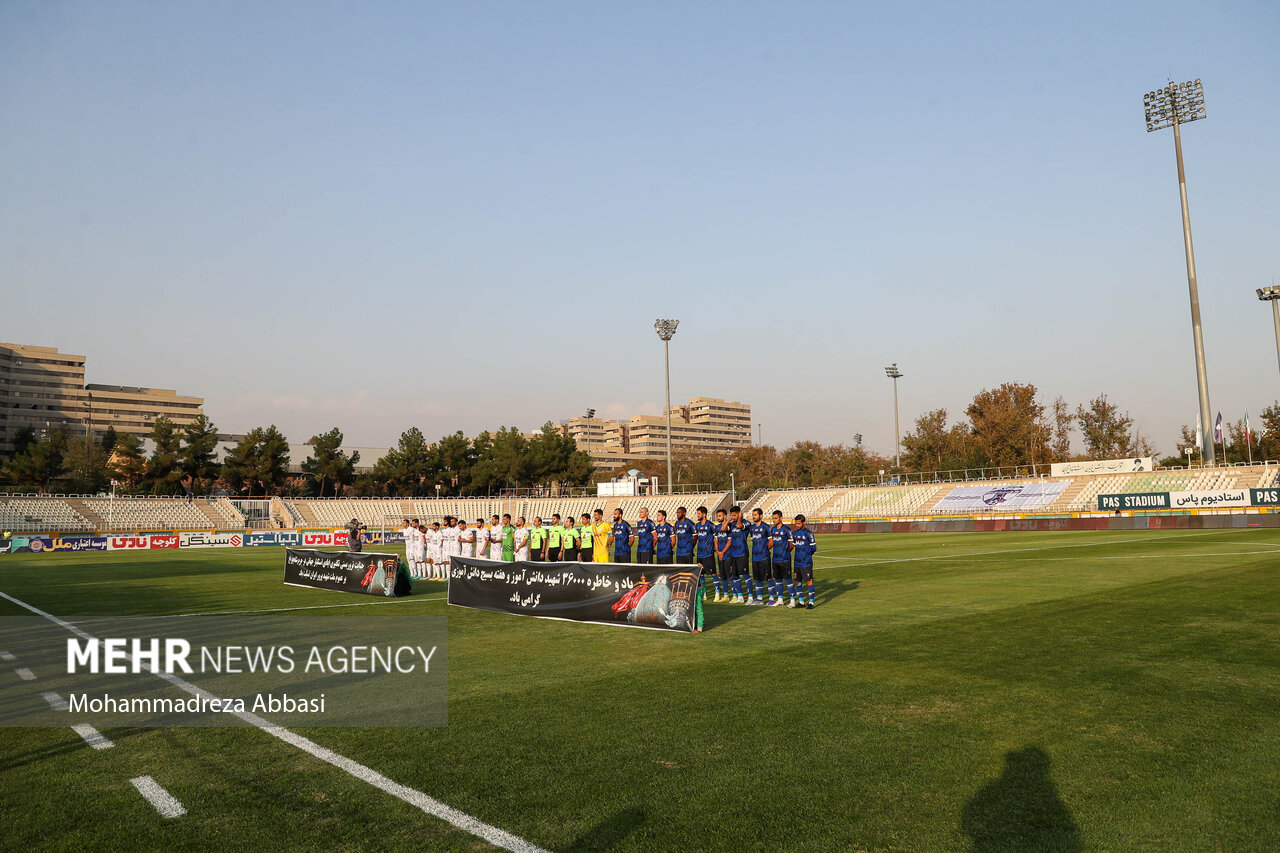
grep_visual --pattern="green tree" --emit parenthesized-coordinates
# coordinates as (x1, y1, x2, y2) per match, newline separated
(435, 430, 477, 494)
(2, 430, 68, 492)
(300, 427, 359, 497)
(100, 425, 118, 453)
(147, 416, 184, 495)
(221, 426, 291, 496)
(1050, 396, 1073, 463)
(471, 427, 526, 494)
(108, 432, 148, 493)
(63, 436, 110, 493)
(179, 415, 221, 491)
(966, 382, 1050, 470)
(12, 426, 37, 458)
(1256, 402, 1280, 461)
(901, 409, 974, 474)
(368, 428, 436, 496)
(1075, 395, 1136, 459)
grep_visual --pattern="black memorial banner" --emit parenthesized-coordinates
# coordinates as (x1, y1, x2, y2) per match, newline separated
(284, 548, 412, 597)
(447, 556, 701, 632)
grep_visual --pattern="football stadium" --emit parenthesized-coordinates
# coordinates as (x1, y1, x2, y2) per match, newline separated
(5, 3, 1280, 852)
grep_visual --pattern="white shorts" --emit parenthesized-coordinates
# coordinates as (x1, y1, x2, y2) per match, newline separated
(515, 547, 529, 561)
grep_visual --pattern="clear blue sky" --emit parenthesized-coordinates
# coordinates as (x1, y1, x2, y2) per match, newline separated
(3, 1, 1278, 457)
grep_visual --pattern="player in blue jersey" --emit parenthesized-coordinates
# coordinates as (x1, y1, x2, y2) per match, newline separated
(608, 507, 634, 562)
(724, 505, 750, 603)
(633, 507, 655, 564)
(674, 506, 696, 563)
(790, 514, 817, 609)
(769, 510, 793, 606)
(653, 509, 675, 564)
(713, 508, 732, 601)
(694, 506, 718, 600)
(748, 507, 772, 605)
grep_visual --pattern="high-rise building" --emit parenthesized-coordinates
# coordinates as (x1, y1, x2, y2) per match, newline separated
(0, 343, 204, 454)
(560, 397, 751, 470)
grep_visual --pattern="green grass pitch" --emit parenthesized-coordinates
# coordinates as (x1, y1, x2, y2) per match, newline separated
(2, 528, 1278, 851)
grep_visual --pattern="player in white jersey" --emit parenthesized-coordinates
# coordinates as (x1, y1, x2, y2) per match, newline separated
(513, 516, 530, 561)
(487, 515, 503, 561)
(440, 516, 461, 578)
(426, 522, 443, 579)
(400, 519, 416, 578)
(408, 519, 426, 579)
(458, 519, 476, 558)
(473, 518, 489, 558)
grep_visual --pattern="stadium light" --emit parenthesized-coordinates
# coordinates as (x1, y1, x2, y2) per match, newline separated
(1144, 78, 1215, 464)
(654, 319, 679, 494)
(1258, 286, 1280, 379)
(885, 364, 903, 469)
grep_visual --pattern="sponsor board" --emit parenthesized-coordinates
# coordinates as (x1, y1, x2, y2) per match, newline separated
(1168, 490, 1252, 510)
(179, 531, 245, 548)
(150, 534, 180, 549)
(107, 535, 154, 551)
(1098, 493, 1170, 511)
(244, 530, 302, 548)
(1051, 457, 1153, 477)
(15, 536, 108, 554)
(299, 530, 336, 547)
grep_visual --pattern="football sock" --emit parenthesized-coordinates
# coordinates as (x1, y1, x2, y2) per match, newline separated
(731, 577, 742, 597)
(807, 581, 815, 602)
(756, 580, 765, 600)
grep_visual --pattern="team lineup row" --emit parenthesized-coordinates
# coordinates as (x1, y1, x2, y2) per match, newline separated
(397, 505, 819, 609)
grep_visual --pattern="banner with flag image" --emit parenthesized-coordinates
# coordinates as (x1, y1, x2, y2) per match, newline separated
(1214, 412, 1223, 444)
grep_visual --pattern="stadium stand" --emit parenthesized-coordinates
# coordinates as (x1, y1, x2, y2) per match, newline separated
(1, 466, 1276, 535)
(0, 496, 94, 532)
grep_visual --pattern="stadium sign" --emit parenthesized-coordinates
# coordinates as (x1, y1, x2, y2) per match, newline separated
(447, 556, 703, 633)
(299, 529, 338, 547)
(1169, 490, 1251, 509)
(1098, 492, 1170, 511)
(1052, 457, 1154, 477)
(284, 548, 410, 597)
(179, 531, 244, 548)
(1251, 488, 1280, 506)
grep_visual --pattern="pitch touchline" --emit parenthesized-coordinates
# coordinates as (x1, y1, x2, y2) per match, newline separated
(73, 595, 449, 623)
(0, 590, 547, 853)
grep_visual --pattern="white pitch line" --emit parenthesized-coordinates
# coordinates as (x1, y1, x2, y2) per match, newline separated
(0, 651, 14, 661)
(72, 723, 114, 750)
(42, 690, 68, 710)
(77, 595, 448, 623)
(0, 590, 546, 853)
(14, 667, 35, 681)
(130, 776, 185, 818)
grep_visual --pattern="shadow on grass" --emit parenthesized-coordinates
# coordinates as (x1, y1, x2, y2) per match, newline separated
(562, 805, 645, 852)
(961, 746, 1082, 853)
(817, 579, 859, 605)
(0, 726, 150, 772)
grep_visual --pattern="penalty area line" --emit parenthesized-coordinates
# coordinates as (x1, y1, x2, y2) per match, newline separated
(0, 590, 546, 853)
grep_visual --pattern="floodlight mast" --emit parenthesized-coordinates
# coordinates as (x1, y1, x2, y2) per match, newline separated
(654, 319, 679, 494)
(1144, 78, 1214, 464)
(1259, 287, 1280, 380)
(885, 364, 903, 468)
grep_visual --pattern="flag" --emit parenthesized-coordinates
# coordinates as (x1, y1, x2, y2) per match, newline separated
(1213, 412, 1223, 444)
(1245, 412, 1252, 442)
(1195, 412, 1202, 447)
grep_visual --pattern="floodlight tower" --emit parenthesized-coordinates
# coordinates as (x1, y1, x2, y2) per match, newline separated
(884, 364, 903, 468)
(1144, 78, 1214, 464)
(654, 319, 679, 494)
(1258, 287, 1280, 379)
